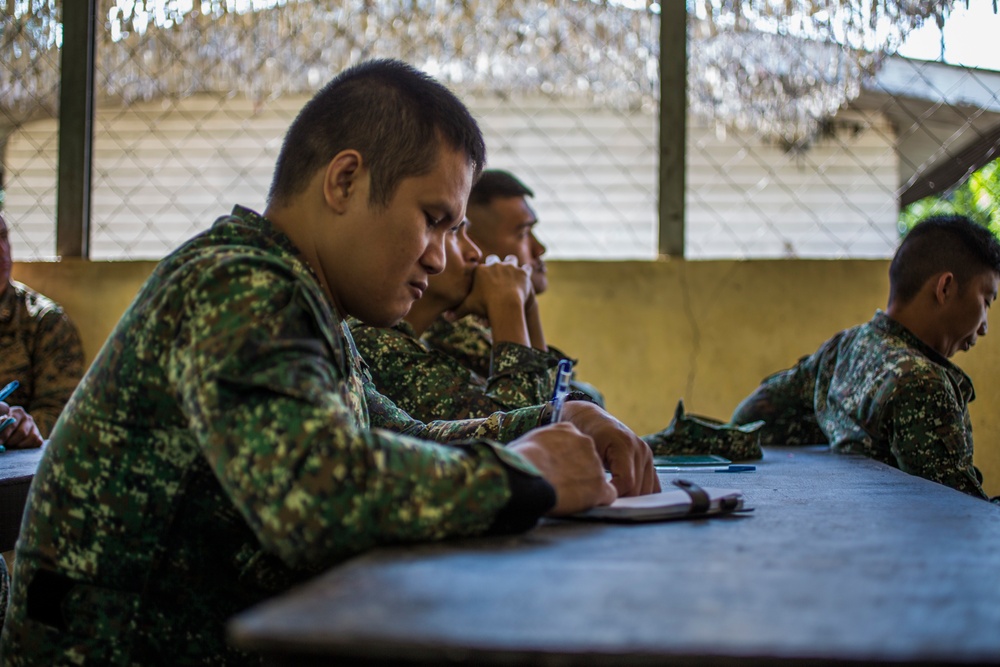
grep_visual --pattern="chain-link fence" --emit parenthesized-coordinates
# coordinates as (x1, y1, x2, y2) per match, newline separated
(2, 1, 999, 261)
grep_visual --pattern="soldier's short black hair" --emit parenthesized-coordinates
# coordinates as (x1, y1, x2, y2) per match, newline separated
(468, 169, 534, 207)
(889, 215, 1000, 305)
(268, 59, 486, 208)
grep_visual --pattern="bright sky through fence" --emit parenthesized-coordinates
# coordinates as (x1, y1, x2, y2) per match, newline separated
(98, 1, 999, 72)
(898, 1, 1000, 71)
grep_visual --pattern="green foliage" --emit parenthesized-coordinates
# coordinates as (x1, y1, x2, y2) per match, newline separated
(899, 159, 1000, 240)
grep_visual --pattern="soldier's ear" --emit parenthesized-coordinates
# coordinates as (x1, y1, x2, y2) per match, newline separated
(322, 150, 365, 214)
(932, 272, 958, 306)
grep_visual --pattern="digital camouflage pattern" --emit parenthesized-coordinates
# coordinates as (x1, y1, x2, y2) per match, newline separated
(0, 281, 85, 437)
(642, 400, 763, 461)
(731, 310, 991, 500)
(423, 316, 759, 459)
(424, 313, 494, 379)
(0, 207, 551, 666)
(424, 315, 606, 407)
(1, 553, 7, 630)
(350, 318, 558, 421)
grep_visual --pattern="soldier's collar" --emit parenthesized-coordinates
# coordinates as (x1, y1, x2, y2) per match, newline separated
(872, 310, 974, 394)
(394, 319, 419, 339)
(229, 205, 328, 297)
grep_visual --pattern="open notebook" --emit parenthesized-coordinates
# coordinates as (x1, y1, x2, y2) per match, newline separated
(569, 482, 749, 522)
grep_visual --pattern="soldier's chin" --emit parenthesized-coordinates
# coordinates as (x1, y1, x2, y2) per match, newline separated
(359, 301, 413, 328)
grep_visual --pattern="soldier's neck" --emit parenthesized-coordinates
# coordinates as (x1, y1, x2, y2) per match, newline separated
(404, 298, 449, 337)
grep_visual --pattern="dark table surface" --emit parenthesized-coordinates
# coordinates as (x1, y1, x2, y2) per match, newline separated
(228, 446, 1000, 666)
(0, 445, 45, 552)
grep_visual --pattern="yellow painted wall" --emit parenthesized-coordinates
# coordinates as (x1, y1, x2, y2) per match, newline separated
(13, 259, 1000, 496)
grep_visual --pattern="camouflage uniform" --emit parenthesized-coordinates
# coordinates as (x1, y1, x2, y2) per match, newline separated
(1, 553, 7, 630)
(0, 207, 555, 666)
(349, 318, 559, 421)
(0, 281, 85, 437)
(424, 315, 606, 407)
(424, 317, 762, 460)
(732, 310, 991, 500)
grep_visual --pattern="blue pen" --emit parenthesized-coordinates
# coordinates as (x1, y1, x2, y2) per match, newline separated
(0, 381, 19, 452)
(0, 380, 19, 403)
(549, 359, 573, 422)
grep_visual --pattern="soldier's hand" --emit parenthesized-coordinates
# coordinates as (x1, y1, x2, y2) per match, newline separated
(0, 403, 44, 449)
(508, 422, 617, 516)
(448, 254, 533, 321)
(560, 401, 660, 497)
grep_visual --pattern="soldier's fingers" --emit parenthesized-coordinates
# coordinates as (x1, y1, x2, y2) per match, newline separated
(4, 419, 28, 448)
(604, 442, 639, 496)
(641, 462, 660, 495)
(597, 479, 618, 506)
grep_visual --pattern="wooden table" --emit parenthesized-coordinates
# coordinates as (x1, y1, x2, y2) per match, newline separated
(228, 446, 1000, 666)
(0, 446, 45, 552)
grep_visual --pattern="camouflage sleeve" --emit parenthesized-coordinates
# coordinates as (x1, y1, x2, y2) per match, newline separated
(361, 358, 547, 445)
(426, 320, 606, 409)
(883, 373, 988, 500)
(485, 341, 560, 411)
(27, 309, 84, 437)
(424, 316, 493, 377)
(731, 351, 828, 446)
(352, 323, 554, 422)
(167, 259, 544, 568)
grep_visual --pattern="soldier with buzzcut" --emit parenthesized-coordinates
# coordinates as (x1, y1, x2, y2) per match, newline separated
(732, 215, 1000, 501)
(0, 60, 657, 666)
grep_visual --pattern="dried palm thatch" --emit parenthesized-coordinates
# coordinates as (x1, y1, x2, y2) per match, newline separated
(0, 0, 968, 144)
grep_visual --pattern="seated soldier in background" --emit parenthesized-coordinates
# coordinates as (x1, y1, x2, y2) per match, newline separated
(351, 219, 561, 419)
(732, 215, 1000, 502)
(415, 169, 761, 460)
(423, 169, 604, 405)
(0, 212, 84, 449)
(353, 219, 761, 456)
(1, 59, 657, 667)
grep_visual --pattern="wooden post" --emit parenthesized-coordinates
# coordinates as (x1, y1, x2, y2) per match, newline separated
(55, 0, 97, 258)
(658, 1, 687, 258)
